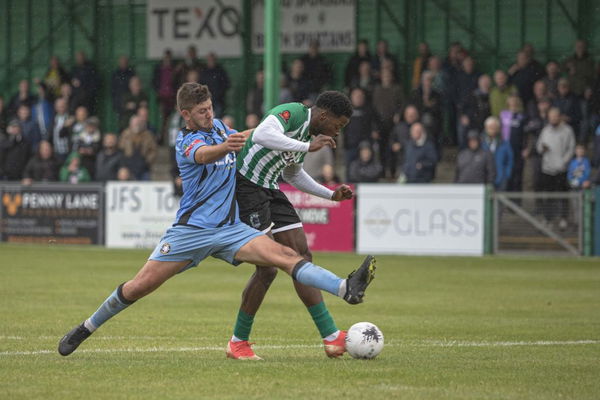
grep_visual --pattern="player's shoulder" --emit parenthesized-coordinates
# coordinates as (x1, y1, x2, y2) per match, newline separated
(269, 103, 309, 128)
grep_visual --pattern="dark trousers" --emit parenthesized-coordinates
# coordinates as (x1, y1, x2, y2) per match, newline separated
(539, 172, 567, 221)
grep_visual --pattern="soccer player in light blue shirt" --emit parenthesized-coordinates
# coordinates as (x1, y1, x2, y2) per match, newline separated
(58, 83, 376, 357)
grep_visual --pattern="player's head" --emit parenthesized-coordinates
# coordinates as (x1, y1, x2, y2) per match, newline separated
(310, 91, 353, 138)
(177, 82, 213, 131)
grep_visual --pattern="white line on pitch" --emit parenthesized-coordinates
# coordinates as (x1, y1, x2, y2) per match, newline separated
(1, 340, 600, 357)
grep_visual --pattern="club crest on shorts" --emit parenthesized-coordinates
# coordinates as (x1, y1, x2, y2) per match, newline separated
(278, 110, 291, 123)
(160, 243, 171, 254)
(249, 212, 261, 229)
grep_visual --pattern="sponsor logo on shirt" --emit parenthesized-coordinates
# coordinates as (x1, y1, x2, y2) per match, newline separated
(278, 110, 291, 123)
(183, 139, 204, 157)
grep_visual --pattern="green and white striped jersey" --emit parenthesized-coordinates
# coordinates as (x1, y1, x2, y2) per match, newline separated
(237, 103, 312, 189)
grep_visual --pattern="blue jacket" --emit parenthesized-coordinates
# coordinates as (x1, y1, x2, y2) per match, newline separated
(481, 135, 513, 190)
(567, 157, 591, 188)
(403, 139, 438, 183)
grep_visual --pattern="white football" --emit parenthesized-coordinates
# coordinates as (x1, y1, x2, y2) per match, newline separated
(345, 322, 384, 359)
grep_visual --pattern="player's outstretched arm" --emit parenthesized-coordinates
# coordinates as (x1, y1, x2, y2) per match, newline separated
(194, 133, 246, 164)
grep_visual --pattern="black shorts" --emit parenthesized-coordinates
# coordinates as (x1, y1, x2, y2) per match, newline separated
(236, 173, 302, 233)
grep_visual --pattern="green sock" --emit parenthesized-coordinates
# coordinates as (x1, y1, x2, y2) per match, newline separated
(307, 301, 337, 338)
(233, 309, 255, 341)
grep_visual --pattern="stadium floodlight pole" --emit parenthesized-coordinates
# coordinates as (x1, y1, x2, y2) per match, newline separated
(263, 0, 280, 111)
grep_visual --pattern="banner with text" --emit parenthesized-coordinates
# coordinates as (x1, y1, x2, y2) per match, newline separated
(252, 0, 356, 53)
(147, 0, 242, 58)
(105, 182, 179, 248)
(357, 185, 485, 255)
(279, 183, 354, 252)
(0, 184, 104, 245)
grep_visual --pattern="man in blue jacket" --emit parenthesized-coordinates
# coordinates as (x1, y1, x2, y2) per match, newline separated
(480, 116, 513, 190)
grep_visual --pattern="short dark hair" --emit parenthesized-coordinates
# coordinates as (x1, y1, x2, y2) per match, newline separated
(177, 83, 211, 112)
(315, 91, 353, 119)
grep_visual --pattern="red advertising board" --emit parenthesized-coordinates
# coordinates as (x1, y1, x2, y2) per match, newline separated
(279, 184, 354, 252)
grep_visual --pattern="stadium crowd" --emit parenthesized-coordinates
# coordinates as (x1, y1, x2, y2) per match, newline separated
(1, 39, 599, 194)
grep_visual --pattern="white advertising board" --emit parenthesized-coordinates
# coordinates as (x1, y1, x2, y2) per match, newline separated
(357, 185, 485, 255)
(146, 0, 242, 58)
(252, 0, 356, 53)
(147, 0, 356, 58)
(105, 182, 179, 248)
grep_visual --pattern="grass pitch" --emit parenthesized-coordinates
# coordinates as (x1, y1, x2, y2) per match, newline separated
(0, 243, 599, 400)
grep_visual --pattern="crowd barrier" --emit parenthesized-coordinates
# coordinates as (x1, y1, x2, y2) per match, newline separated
(0, 182, 597, 256)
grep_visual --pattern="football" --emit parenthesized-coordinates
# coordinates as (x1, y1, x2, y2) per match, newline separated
(345, 322, 384, 359)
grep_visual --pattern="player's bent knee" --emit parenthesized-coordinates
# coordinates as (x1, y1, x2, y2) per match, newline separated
(256, 265, 278, 284)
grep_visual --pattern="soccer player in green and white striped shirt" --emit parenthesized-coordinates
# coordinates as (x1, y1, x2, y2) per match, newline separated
(227, 91, 361, 360)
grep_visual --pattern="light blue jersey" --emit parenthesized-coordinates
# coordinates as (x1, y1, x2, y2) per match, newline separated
(174, 119, 239, 229)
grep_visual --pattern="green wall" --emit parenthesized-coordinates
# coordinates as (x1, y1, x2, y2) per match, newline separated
(1, 0, 599, 132)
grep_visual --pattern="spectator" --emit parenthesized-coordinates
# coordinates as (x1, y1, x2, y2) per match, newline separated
(73, 117, 101, 178)
(343, 87, 379, 178)
(490, 70, 517, 117)
(153, 49, 176, 138)
(580, 86, 597, 144)
(593, 125, 600, 168)
(304, 146, 334, 180)
(522, 43, 546, 78)
(174, 45, 203, 89)
(371, 39, 397, 80)
(455, 56, 479, 119)
(455, 130, 496, 184)
(43, 55, 69, 100)
(71, 51, 100, 114)
(59, 82, 77, 115)
(508, 50, 544, 106)
(563, 39, 595, 97)
(31, 83, 54, 140)
(349, 60, 376, 97)
(426, 56, 447, 96)
(317, 164, 339, 186)
(199, 52, 230, 118)
(119, 115, 157, 180)
(348, 141, 382, 183)
(458, 74, 492, 149)
(95, 133, 124, 182)
(403, 122, 437, 183)
(60, 152, 91, 184)
(553, 78, 582, 134)
(567, 144, 591, 190)
(117, 166, 132, 181)
(111, 55, 136, 116)
(288, 59, 311, 102)
(50, 97, 73, 163)
(300, 40, 332, 98)
(542, 61, 561, 100)
(22, 140, 59, 184)
(500, 95, 527, 191)
(410, 71, 443, 157)
(279, 74, 294, 104)
(119, 76, 148, 131)
(221, 115, 235, 130)
(70, 106, 89, 143)
(411, 42, 431, 90)
(345, 39, 371, 89)
(523, 99, 552, 192)
(372, 68, 404, 176)
(16, 105, 41, 152)
(136, 106, 157, 137)
(481, 116, 513, 190)
(0, 120, 31, 181)
(390, 105, 420, 179)
(245, 113, 260, 129)
(7, 80, 36, 118)
(443, 42, 467, 142)
(246, 70, 264, 117)
(526, 80, 549, 120)
(536, 108, 575, 225)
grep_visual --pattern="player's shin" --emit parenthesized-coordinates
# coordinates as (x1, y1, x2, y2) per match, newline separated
(291, 260, 345, 298)
(85, 282, 136, 332)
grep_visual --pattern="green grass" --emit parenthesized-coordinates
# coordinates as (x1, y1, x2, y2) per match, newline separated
(0, 243, 599, 399)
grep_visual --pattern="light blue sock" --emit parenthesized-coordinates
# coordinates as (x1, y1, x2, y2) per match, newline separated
(87, 283, 135, 331)
(292, 261, 343, 296)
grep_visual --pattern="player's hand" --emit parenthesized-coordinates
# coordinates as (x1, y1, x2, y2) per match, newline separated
(331, 184, 353, 201)
(309, 135, 336, 152)
(225, 133, 246, 152)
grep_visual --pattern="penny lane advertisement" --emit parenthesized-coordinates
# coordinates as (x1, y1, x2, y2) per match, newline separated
(0, 184, 104, 244)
